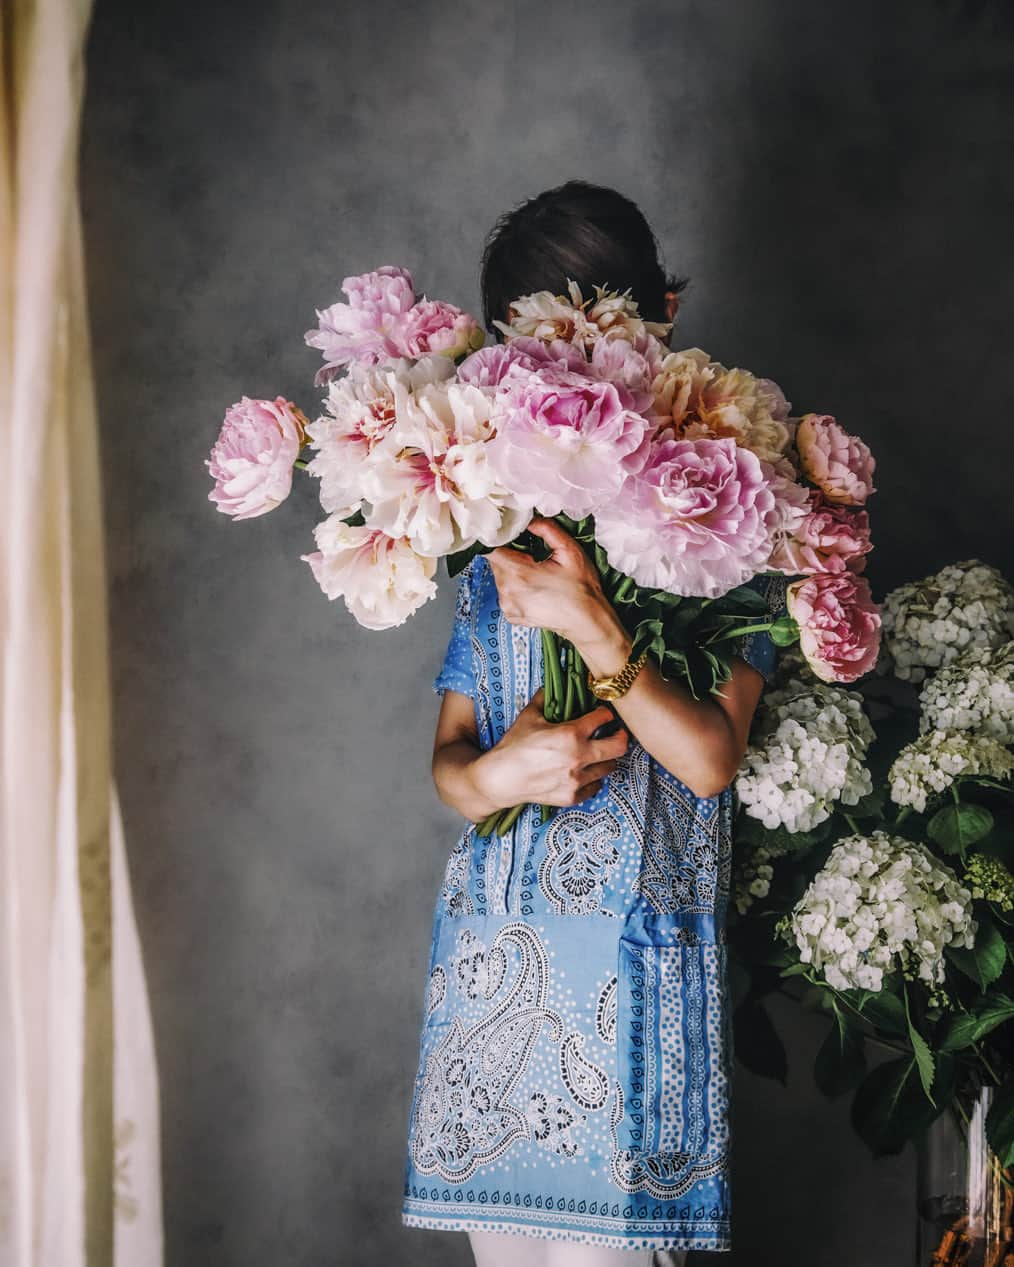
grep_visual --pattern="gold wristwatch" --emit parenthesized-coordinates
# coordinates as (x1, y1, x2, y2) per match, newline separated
(586, 649, 648, 700)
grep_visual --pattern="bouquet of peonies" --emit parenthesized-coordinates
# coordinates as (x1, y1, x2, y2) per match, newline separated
(206, 265, 883, 835)
(726, 558, 1014, 1242)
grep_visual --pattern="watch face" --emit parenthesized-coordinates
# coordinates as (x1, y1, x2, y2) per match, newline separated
(594, 682, 622, 701)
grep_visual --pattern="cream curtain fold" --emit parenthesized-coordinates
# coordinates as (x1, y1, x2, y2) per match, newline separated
(1, 2, 163, 1265)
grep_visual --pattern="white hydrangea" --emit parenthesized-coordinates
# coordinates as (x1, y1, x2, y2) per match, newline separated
(778, 830, 977, 991)
(732, 843, 789, 915)
(889, 728, 1014, 812)
(876, 560, 1014, 683)
(917, 642, 1014, 745)
(734, 676, 875, 833)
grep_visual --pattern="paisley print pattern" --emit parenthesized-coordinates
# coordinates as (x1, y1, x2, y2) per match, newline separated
(403, 555, 787, 1252)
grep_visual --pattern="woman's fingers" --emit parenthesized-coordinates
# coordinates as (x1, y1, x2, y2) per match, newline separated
(579, 758, 619, 782)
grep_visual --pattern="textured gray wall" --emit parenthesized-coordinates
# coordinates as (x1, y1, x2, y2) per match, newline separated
(80, 1, 1013, 1263)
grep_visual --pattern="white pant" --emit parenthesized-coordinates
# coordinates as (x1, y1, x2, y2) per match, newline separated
(466, 1228, 689, 1266)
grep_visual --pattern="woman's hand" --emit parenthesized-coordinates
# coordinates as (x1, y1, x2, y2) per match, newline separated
(471, 687, 630, 811)
(486, 517, 612, 644)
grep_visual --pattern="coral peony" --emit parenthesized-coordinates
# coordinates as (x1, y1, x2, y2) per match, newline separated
(795, 413, 876, 505)
(300, 518, 438, 630)
(770, 489, 873, 575)
(206, 396, 308, 520)
(592, 435, 778, 598)
(786, 571, 882, 683)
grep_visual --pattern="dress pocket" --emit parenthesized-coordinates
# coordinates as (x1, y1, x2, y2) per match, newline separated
(614, 932, 731, 1163)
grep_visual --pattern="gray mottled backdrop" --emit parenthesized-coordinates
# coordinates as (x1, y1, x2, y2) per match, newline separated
(80, 1, 1013, 1263)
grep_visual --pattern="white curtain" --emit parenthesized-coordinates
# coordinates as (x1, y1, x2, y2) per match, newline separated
(1, 1, 164, 1264)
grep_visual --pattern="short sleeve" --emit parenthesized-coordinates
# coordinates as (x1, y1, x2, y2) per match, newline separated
(730, 573, 789, 684)
(432, 560, 477, 699)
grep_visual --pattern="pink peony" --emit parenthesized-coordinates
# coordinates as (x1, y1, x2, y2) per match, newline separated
(305, 266, 417, 384)
(205, 396, 308, 520)
(394, 299, 485, 360)
(770, 490, 873, 575)
(786, 571, 882, 683)
(593, 436, 778, 598)
(299, 518, 438, 630)
(484, 361, 655, 519)
(796, 413, 876, 505)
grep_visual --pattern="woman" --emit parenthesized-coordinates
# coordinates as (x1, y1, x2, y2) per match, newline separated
(400, 180, 788, 1265)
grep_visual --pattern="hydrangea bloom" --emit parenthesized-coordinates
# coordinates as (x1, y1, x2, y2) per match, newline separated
(877, 560, 1014, 683)
(964, 854, 1014, 911)
(917, 642, 1014, 744)
(889, 728, 1014, 812)
(777, 829, 977, 991)
(592, 435, 777, 598)
(299, 519, 438, 629)
(206, 396, 308, 520)
(734, 676, 875, 832)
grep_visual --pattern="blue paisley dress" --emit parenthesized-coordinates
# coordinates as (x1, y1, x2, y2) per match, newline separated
(401, 552, 788, 1253)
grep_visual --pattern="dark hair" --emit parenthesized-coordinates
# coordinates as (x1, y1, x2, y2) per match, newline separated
(479, 179, 690, 337)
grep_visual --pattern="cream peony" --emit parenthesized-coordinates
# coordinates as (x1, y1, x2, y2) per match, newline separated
(299, 518, 438, 630)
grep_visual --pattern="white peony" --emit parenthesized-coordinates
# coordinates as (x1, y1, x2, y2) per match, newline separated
(303, 355, 455, 517)
(361, 376, 532, 556)
(299, 518, 438, 630)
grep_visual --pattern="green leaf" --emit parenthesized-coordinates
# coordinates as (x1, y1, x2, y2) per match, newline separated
(732, 999, 788, 1085)
(847, 786, 889, 819)
(946, 911, 1008, 991)
(850, 1055, 949, 1156)
(856, 989, 909, 1037)
(444, 542, 486, 577)
(814, 1004, 867, 1098)
(927, 803, 994, 855)
(939, 992, 1014, 1051)
(985, 1080, 1014, 1167)
(340, 508, 366, 527)
(903, 980, 936, 1105)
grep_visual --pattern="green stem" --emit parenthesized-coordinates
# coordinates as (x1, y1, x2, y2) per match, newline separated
(542, 628, 564, 722)
(564, 641, 576, 719)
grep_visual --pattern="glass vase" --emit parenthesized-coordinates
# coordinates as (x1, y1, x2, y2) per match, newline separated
(916, 1083, 1014, 1266)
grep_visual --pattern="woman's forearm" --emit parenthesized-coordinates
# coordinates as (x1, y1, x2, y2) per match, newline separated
(432, 738, 514, 822)
(572, 602, 738, 799)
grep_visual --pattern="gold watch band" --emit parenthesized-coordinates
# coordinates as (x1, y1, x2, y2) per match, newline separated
(586, 649, 648, 700)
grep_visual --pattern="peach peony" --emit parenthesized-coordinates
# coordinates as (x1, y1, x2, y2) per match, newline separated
(795, 413, 876, 505)
(786, 571, 882, 683)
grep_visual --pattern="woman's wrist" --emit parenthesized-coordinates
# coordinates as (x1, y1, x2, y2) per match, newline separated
(465, 745, 516, 818)
(572, 598, 634, 679)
